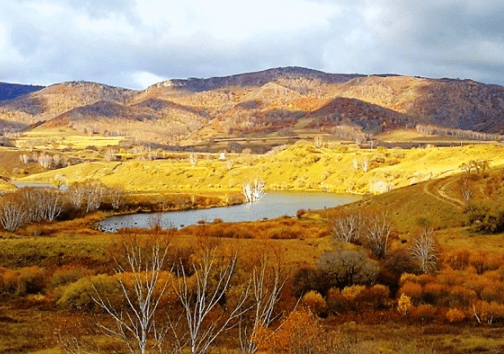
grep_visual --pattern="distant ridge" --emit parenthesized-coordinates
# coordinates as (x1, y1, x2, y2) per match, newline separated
(3, 67, 504, 144)
(152, 66, 365, 92)
(0, 82, 45, 101)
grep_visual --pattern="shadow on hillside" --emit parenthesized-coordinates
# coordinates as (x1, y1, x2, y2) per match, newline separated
(406, 79, 504, 133)
(307, 97, 411, 132)
(0, 95, 46, 116)
(132, 98, 209, 118)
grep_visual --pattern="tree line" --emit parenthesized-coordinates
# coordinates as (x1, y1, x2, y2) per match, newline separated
(0, 182, 126, 232)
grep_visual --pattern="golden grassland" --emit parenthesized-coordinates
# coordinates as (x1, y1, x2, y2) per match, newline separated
(11, 137, 504, 196)
(14, 127, 126, 150)
(5, 129, 504, 353)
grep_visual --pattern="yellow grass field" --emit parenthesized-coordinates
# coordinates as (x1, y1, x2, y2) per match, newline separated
(15, 140, 504, 195)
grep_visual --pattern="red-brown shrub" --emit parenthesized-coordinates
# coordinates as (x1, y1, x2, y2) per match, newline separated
(17, 266, 46, 295)
(253, 308, 322, 354)
(442, 248, 471, 270)
(397, 282, 423, 304)
(0, 267, 19, 294)
(445, 308, 466, 323)
(410, 304, 436, 322)
(300, 290, 327, 315)
(326, 287, 347, 314)
(422, 282, 447, 305)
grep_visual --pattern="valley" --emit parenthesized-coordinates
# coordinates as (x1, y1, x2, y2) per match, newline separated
(2, 68, 504, 353)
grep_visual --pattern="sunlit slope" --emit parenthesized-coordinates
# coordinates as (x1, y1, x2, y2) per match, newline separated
(17, 141, 504, 194)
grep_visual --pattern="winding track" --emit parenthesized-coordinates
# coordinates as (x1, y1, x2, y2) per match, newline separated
(422, 177, 465, 209)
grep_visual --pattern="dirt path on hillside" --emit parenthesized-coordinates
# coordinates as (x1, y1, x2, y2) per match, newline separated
(423, 178, 465, 209)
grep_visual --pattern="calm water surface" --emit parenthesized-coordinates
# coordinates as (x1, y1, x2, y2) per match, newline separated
(98, 192, 360, 232)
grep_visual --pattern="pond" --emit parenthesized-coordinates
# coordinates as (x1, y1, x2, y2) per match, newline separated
(98, 192, 360, 232)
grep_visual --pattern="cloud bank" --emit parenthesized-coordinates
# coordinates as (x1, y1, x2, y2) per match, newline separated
(1, 0, 503, 89)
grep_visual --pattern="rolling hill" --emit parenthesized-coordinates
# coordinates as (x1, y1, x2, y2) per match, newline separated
(2, 67, 504, 144)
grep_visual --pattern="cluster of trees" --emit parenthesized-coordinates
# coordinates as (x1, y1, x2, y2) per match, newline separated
(52, 232, 288, 354)
(4, 219, 504, 352)
(329, 125, 374, 144)
(0, 182, 126, 232)
(20, 151, 69, 169)
(416, 124, 503, 141)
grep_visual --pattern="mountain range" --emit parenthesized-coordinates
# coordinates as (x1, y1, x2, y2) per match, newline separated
(2, 67, 504, 145)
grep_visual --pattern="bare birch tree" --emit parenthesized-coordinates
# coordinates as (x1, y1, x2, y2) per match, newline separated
(175, 247, 250, 354)
(365, 212, 391, 259)
(0, 201, 27, 232)
(460, 176, 473, 202)
(331, 212, 363, 243)
(108, 186, 127, 210)
(410, 228, 438, 273)
(91, 231, 175, 354)
(67, 185, 87, 210)
(239, 253, 285, 353)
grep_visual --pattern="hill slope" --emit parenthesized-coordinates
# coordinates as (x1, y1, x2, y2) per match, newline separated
(2, 68, 504, 145)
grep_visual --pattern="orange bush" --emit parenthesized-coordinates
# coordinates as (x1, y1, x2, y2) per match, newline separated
(423, 282, 447, 306)
(397, 282, 422, 304)
(398, 273, 418, 286)
(300, 290, 327, 315)
(253, 308, 322, 354)
(417, 274, 436, 287)
(0, 267, 19, 294)
(326, 287, 347, 314)
(442, 248, 471, 270)
(445, 308, 466, 323)
(410, 304, 436, 322)
(17, 266, 46, 295)
(447, 286, 477, 308)
(473, 300, 504, 324)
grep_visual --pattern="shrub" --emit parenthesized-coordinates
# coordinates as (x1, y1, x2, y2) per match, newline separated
(317, 249, 379, 288)
(17, 266, 46, 295)
(465, 201, 504, 233)
(446, 308, 466, 323)
(50, 266, 94, 288)
(57, 275, 123, 311)
(253, 308, 322, 354)
(0, 268, 19, 294)
(410, 304, 436, 322)
(326, 287, 347, 314)
(397, 282, 422, 304)
(422, 282, 446, 305)
(300, 290, 327, 315)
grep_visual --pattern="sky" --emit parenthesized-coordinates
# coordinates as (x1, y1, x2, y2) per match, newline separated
(1, 0, 504, 90)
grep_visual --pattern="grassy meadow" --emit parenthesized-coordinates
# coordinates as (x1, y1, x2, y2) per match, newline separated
(3, 128, 504, 353)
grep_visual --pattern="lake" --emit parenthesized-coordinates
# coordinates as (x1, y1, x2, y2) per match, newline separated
(98, 192, 360, 232)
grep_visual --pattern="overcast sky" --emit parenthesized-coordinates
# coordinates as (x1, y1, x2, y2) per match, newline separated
(1, 0, 503, 90)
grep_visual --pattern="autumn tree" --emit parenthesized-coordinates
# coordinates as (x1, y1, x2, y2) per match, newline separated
(0, 200, 26, 232)
(239, 252, 285, 353)
(317, 249, 379, 288)
(331, 212, 363, 243)
(89, 230, 175, 354)
(175, 244, 250, 354)
(364, 212, 392, 259)
(107, 186, 127, 210)
(410, 228, 438, 273)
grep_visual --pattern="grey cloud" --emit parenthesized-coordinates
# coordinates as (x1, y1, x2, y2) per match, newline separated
(1, 0, 504, 89)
